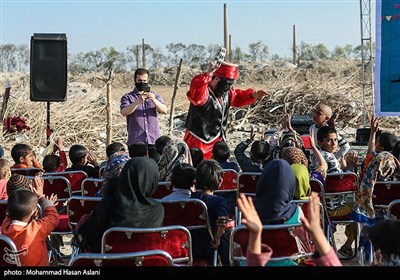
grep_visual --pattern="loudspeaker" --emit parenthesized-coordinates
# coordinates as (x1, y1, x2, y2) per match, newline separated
(30, 33, 67, 102)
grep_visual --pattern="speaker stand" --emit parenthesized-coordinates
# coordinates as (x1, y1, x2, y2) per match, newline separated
(46, 102, 52, 146)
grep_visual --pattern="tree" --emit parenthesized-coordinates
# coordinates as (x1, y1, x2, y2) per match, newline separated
(299, 41, 329, 61)
(17, 44, 29, 72)
(331, 44, 353, 60)
(126, 44, 141, 70)
(0, 44, 17, 72)
(184, 44, 207, 65)
(248, 40, 269, 62)
(231, 46, 247, 63)
(166, 43, 186, 65)
(149, 47, 166, 68)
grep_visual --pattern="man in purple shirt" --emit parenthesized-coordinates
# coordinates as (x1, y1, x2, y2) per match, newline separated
(120, 68, 167, 162)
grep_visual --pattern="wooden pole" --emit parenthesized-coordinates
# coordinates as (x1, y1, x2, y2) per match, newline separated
(0, 81, 11, 142)
(97, 70, 113, 146)
(228, 34, 232, 62)
(142, 38, 146, 69)
(292, 25, 298, 65)
(106, 72, 113, 146)
(169, 58, 183, 133)
(224, 4, 229, 60)
(136, 45, 140, 68)
(0, 81, 11, 122)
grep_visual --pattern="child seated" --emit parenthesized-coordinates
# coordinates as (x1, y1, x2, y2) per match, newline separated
(191, 159, 230, 266)
(66, 144, 99, 178)
(190, 147, 203, 168)
(6, 173, 32, 196)
(309, 126, 357, 258)
(42, 138, 67, 172)
(309, 104, 350, 159)
(1, 177, 59, 266)
(99, 142, 127, 170)
(0, 158, 12, 199)
(234, 128, 270, 172)
(162, 163, 196, 200)
(212, 141, 240, 172)
(11, 143, 43, 169)
(128, 142, 148, 157)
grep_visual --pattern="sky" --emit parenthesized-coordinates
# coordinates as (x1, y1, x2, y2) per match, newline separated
(0, 0, 374, 58)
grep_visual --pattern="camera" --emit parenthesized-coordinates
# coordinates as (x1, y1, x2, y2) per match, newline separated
(143, 84, 151, 92)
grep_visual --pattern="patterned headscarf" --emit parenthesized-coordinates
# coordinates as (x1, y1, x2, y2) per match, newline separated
(104, 151, 130, 180)
(281, 146, 308, 167)
(100, 151, 130, 197)
(158, 140, 192, 181)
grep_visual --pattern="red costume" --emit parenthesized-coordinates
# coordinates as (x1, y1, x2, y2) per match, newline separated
(184, 63, 257, 159)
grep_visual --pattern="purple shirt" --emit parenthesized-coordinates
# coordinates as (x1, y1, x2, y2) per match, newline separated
(120, 89, 165, 146)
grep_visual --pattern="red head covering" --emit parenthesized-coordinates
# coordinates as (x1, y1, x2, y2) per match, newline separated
(214, 62, 238, 80)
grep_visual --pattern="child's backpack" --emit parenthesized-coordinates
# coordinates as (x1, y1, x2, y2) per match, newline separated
(271, 132, 305, 159)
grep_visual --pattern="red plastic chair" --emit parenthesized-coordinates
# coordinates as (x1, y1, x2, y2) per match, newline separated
(81, 178, 105, 196)
(324, 172, 360, 259)
(67, 196, 102, 248)
(159, 199, 218, 266)
(101, 225, 192, 266)
(372, 181, 400, 215)
(219, 169, 238, 190)
(0, 234, 21, 266)
(44, 170, 88, 196)
(69, 249, 174, 267)
(229, 223, 314, 266)
(151, 181, 173, 199)
(237, 172, 261, 196)
(215, 169, 239, 226)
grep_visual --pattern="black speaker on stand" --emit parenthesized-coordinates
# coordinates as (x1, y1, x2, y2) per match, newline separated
(30, 33, 67, 143)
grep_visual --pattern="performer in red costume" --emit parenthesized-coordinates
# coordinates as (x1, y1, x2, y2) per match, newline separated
(184, 61, 269, 159)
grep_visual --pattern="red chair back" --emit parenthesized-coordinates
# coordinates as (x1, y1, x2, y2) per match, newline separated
(81, 178, 105, 196)
(229, 223, 314, 265)
(101, 225, 192, 266)
(151, 181, 173, 199)
(325, 172, 358, 193)
(69, 250, 174, 267)
(219, 169, 238, 190)
(67, 196, 102, 235)
(44, 171, 88, 195)
(237, 172, 261, 196)
(372, 181, 400, 207)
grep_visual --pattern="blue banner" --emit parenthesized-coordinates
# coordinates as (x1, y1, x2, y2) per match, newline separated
(375, 0, 400, 116)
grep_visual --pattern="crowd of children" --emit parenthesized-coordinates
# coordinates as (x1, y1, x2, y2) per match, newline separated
(1, 103, 400, 267)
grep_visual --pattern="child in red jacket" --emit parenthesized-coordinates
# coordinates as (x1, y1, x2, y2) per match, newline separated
(1, 175, 59, 266)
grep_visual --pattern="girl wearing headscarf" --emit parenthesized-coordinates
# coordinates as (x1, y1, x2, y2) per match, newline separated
(291, 163, 311, 200)
(109, 157, 164, 228)
(253, 159, 301, 225)
(252, 159, 313, 266)
(158, 139, 192, 181)
(78, 157, 164, 252)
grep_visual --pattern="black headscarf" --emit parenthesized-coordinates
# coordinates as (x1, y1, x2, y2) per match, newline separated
(109, 157, 164, 228)
(253, 159, 297, 224)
